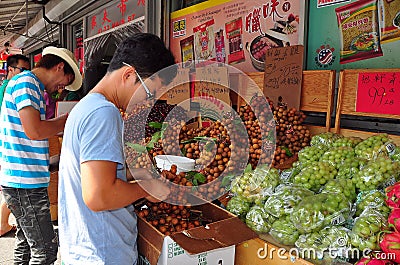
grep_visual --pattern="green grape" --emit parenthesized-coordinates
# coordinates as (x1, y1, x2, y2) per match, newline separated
(291, 193, 351, 233)
(270, 219, 299, 245)
(226, 196, 251, 220)
(293, 161, 337, 192)
(352, 157, 400, 192)
(355, 134, 392, 160)
(245, 205, 276, 233)
(311, 132, 343, 148)
(350, 233, 380, 251)
(321, 178, 357, 202)
(319, 146, 355, 169)
(390, 146, 400, 162)
(264, 184, 314, 218)
(298, 145, 328, 163)
(332, 136, 363, 148)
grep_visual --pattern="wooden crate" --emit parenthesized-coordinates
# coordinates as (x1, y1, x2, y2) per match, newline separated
(334, 69, 400, 145)
(48, 171, 58, 221)
(244, 70, 336, 132)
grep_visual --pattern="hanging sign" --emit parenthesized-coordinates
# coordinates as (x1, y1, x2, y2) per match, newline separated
(356, 72, 400, 116)
(263, 45, 304, 109)
(86, 0, 145, 38)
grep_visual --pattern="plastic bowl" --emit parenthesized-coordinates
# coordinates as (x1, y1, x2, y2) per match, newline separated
(154, 155, 195, 173)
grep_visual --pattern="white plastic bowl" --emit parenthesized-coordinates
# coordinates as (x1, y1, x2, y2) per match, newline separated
(154, 155, 195, 173)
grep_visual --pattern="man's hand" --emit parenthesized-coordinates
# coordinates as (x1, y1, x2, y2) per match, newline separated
(139, 179, 170, 202)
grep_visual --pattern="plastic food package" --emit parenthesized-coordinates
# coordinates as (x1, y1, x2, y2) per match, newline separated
(321, 178, 357, 203)
(226, 196, 251, 220)
(310, 132, 343, 148)
(336, 157, 368, 180)
(293, 161, 337, 192)
(335, 0, 383, 64)
(298, 145, 328, 163)
(230, 165, 280, 205)
(378, 0, 400, 43)
(354, 134, 393, 160)
(319, 146, 355, 169)
(269, 218, 299, 246)
(351, 207, 388, 251)
(355, 190, 390, 217)
(264, 184, 314, 218)
(245, 205, 276, 234)
(352, 157, 400, 192)
(291, 192, 352, 234)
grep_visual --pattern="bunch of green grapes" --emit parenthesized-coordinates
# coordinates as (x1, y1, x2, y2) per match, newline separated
(231, 166, 280, 204)
(355, 190, 391, 217)
(293, 161, 337, 192)
(390, 146, 400, 163)
(295, 226, 351, 252)
(269, 218, 299, 246)
(354, 134, 392, 160)
(332, 136, 363, 148)
(264, 184, 314, 218)
(321, 178, 357, 202)
(352, 157, 400, 192)
(245, 205, 276, 234)
(226, 196, 252, 221)
(298, 145, 328, 163)
(336, 158, 368, 180)
(319, 146, 355, 169)
(351, 208, 388, 250)
(310, 132, 343, 148)
(291, 192, 351, 234)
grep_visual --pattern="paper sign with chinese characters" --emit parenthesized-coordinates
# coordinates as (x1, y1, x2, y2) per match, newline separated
(356, 72, 400, 116)
(263, 45, 304, 109)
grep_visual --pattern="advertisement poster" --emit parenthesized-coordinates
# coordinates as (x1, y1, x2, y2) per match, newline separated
(170, 0, 306, 72)
(307, 0, 400, 70)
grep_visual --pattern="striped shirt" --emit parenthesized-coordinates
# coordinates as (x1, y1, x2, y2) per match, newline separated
(0, 71, 49, 188)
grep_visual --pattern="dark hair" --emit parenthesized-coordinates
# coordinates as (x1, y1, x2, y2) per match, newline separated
(36, 54, 74, 76)
(6, 54, 30, 74)
(108, 33, 177, 84)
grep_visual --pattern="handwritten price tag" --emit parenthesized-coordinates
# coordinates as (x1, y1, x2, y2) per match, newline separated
(356, 72, 400, 116)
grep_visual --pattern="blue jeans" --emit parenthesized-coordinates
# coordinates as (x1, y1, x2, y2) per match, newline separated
(1, 186, 58, 265)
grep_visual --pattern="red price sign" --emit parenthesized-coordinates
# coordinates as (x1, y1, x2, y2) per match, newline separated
(356, 72, 400, 116)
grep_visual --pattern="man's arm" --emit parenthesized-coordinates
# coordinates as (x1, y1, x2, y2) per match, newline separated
(81, 160, 170, 212)
(19, 106, 67, 140)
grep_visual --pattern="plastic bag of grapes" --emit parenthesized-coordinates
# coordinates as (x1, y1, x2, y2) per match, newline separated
(264, 184, 314, 218)
(350, 207, 388, 251)
(291, 192, 352, 234)
(295, 226, 352, 255)
(319, 146, 355, 169)
(245, 205, 276, 234)
(298, 145, 328, 163)
(336, 158, 368, 180)
(321, 178, 357, 203)
(354, 134, 393, 160)
(231, 165, 280, 205)
(355, 190, 391, 217)
(293, 161, 337, 192)
(332, 136, 363, 148)
(352, 157, 400, 192)
(279, 167, 300, 183)
(390, 146, 400, 163)
(226, 196, 252, 221)
(269, 217, 299, 246)
(310, 132, 343, 148)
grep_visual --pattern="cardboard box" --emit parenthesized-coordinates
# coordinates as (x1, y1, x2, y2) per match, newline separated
(137, 200, 257, 265)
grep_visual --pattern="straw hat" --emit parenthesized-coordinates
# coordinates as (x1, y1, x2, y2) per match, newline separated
(42, 46, 82, 91)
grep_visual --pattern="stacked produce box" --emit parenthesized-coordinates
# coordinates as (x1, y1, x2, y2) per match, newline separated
(226, 132, 400, 264)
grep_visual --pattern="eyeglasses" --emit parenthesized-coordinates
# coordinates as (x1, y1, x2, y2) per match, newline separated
(12, 66, 29, 72)
(122, 62, 154, 100)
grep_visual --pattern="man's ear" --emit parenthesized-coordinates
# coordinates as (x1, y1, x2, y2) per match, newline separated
(56, 62, 65, 72)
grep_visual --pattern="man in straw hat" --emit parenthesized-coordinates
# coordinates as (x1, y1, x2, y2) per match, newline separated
(58, 33, 176, 264)
(0, 46, 82, 264)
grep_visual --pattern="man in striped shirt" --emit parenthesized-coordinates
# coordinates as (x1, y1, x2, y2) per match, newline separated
(0, 47, 82, 265)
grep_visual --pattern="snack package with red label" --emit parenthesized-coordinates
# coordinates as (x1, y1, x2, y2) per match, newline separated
(193, 19, 216, 64)
(225, 17, 245, 65)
